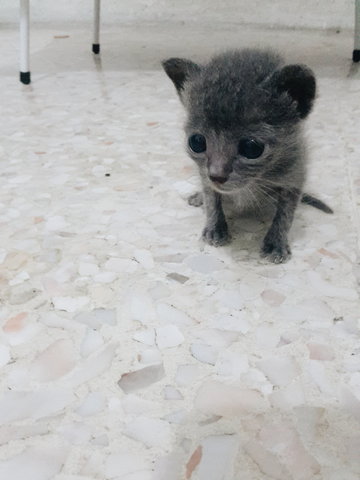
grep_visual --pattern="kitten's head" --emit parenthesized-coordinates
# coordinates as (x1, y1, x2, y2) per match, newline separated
(162, 50, 316, 193)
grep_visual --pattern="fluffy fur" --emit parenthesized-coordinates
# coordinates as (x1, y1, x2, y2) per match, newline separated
(162, 49, 332, 263)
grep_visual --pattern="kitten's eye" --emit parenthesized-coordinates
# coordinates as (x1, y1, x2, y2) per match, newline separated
(238, 138, 264, 159)
(189, 134, 206, 153)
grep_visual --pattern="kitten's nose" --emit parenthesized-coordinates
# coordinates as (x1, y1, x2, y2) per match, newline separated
(209, 175, 228, 184)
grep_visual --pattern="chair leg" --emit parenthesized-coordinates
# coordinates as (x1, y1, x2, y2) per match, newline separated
(92, 0, 101, 54)
(19, 0, 31, 83)
(354, 0, 360, 62)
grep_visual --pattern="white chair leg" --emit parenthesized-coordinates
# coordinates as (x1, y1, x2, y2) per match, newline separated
(93, 0, 101, 54)
(354, 0, 360, 62)
(20, 0, 31, 83)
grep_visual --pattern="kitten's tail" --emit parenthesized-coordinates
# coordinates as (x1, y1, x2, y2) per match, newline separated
(301, 193, 333, 214)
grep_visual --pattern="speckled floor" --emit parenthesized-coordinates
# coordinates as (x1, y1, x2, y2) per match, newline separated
(0, 24, 360, 480)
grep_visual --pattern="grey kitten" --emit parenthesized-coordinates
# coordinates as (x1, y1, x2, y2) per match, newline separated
(162, 49, 332, 263)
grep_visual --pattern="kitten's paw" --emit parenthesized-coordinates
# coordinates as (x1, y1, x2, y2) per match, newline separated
(261, 241, 291, 264)
(202, 223, 231, 247)
(188, 192, 203, 207)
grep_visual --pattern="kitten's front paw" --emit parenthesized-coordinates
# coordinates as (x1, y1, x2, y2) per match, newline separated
(188, 192, 203, 207)
(202, 222, 231, 247)
(261, 240, 291, 264)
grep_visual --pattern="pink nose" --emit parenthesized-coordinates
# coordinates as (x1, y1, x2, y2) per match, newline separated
(209, 175, 228, 184)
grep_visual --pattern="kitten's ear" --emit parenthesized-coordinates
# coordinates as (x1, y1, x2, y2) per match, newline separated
(162, 58, 201, 98)
(273, 64, 316, 118)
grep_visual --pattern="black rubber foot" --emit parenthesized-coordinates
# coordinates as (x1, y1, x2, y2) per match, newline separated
(353, 50, 360, 62)
(20, 71, 31, 84)
(92, 44, 100, 54)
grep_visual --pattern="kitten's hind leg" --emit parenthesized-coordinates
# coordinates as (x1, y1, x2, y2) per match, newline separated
(188, 191, 203, 207)
(202, 187, 231, 247)
(261, 188, 300, 264)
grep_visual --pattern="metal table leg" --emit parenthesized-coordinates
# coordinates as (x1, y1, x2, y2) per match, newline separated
(354, 0, 360, 62)
(93, 0, 101, 54)
(20, 0, 31, 83)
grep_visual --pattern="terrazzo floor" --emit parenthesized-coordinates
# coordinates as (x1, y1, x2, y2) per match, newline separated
(0, 23, 360, 480)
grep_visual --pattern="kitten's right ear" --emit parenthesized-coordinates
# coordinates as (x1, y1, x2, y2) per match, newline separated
(162, 58, 201, 98)
(272, 64, 316, 119)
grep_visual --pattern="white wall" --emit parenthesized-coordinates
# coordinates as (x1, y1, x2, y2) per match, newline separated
(0, 0, 355, 30)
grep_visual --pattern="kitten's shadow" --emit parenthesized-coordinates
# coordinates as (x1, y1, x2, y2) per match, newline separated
(226, 209, 306, 260)
(224, 202, 273, 258)
(190, 194, 307, 260)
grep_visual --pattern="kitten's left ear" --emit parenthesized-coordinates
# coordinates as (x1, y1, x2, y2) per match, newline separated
(162, 58, 201, 99)
(273, 64, 316, 118)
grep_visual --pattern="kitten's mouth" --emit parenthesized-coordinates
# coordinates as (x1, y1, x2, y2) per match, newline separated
(209, 180, 234, 194)
(209, 177, 248, 194)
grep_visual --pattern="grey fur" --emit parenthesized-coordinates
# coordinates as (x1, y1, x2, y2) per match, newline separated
(162, 49, 332, 263)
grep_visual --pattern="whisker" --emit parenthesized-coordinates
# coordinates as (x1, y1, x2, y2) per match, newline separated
(246, 184, 262, 212)
(253, 182, 279, 207)
(256, 177, 282, 188)
(243, 185, 254, 210)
